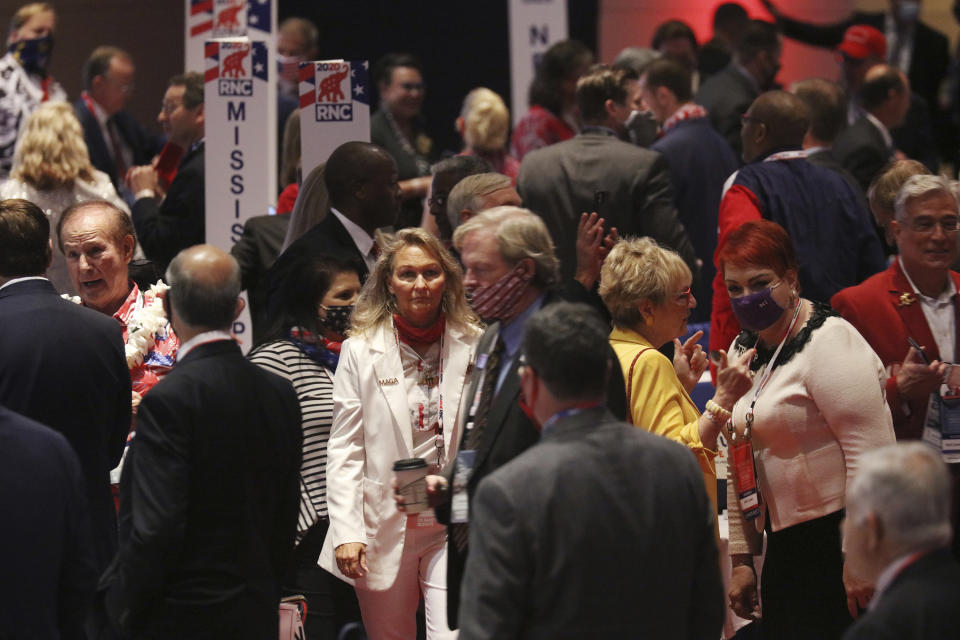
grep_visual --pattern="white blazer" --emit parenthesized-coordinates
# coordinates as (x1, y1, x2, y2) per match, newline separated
(319, 319, 481, 591)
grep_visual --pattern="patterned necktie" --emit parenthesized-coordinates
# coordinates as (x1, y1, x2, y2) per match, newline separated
(107, 118, 127, 180)
(453, 335, 504, 551)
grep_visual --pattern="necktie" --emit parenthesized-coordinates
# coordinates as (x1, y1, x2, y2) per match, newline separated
(453, 335, 504, 551)
(107, 118, 127, 181)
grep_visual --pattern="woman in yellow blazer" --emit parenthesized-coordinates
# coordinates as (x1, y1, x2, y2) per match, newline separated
(598, 236, 753, 512)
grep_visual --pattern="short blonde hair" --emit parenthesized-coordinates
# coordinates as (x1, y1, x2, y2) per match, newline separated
(459, 87, 509, 152)
(453, 206, 560, 289)
(11, 102, 94, 191)
(868, 159, 929, 218)
(599, 236, 691, 329)
(351, 228, 480, 336)
(446, 172, 512, 222)
(8, 3, 52, 40)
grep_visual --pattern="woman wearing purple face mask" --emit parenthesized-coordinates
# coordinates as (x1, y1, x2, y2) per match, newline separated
(719, 220, 895, 639)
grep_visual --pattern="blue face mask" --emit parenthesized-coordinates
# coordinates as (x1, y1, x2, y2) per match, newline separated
(730, 281, 786, 332)
(9, 34, 54, 75)
(897, 1, 920, 23)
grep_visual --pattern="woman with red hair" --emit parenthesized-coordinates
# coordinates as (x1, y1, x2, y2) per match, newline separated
(720, 220, 895, 639)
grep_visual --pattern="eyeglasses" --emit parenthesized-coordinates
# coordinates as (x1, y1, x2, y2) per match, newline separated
(400, 82, 425, 92)
(904, 216, 960, 233)
(674, 286, 693, 303)
(428, 192, 447, 208)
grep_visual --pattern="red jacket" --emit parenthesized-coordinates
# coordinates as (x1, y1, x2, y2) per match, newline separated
(830, 259, 960, 440)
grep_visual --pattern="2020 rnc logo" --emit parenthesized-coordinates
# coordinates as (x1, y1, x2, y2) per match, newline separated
(218, 43, 252, 96)
(315, 62, 355, 122)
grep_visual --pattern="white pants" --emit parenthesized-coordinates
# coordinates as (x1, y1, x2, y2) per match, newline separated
(355, 521, 457, 640)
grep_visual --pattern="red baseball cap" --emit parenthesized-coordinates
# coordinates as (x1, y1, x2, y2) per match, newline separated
(837, 25, 887, 60)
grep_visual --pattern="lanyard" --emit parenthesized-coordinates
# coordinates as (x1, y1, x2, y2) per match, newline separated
(541, 402, 605, 435)
(393, 323, 446, 467)
(731, 300, 804, 440)
(763, 149, 807, 162)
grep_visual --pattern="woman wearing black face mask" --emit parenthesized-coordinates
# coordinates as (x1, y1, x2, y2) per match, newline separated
(720, 220, 896, 640)
(248, 253, 364, 640)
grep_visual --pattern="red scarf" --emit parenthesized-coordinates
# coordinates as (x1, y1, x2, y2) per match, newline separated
(394, 314, 445, 345)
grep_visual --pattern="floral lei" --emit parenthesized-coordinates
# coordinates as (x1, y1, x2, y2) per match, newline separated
(63, 281, 171, 370)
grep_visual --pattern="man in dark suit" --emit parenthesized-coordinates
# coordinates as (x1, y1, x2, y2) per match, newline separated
(74, 46, 161, 200)
(696, 20, 782, 159)
(231, 213, 291, 345)
(641, 58, 739, 323)
(264, 141, 401, 321)
(831, 173, 960, 556)
(843, 442, 960, 639)
(403, 207, 625, 629)
(760, 0, 949, 130)
(0, 404, 98, 639)
(834, 65, 911, 193)
(518, 65, 697, 284)
(128, 72, 205, 270)
(457, 302, 724, 639)
(0, 198, 131, 576)
(99, 244, 302, 638)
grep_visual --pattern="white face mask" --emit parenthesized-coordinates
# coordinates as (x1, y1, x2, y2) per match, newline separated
(277, 54, 304, 96)
(897, 0, 920, 22)
(625, 109, 659, 147)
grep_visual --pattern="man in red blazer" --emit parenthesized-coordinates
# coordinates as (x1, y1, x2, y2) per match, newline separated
(832, 173, 960, 558)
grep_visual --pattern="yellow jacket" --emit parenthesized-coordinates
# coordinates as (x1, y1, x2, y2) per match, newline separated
(609, 327, 718, 513)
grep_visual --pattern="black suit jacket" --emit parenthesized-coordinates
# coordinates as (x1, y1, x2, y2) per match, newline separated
(438, 292, 627, 628)
(74, 98, 161, 194)
(843, 548, 960, 640)
(0, 279, 130, 574)
(775, 10, 949, 116)
(458, 407, 724, 639)
(99, 340, 302, 638)
(695, 62, 759, 159)
(263, 210, 370, 324)
(833, 116, 893, 193)
(0, 404, 97, 640)
(132, 142, 205, 270)
(231, 213, 291, 345)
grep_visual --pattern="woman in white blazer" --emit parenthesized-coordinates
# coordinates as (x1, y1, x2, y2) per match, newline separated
(319, 228, 481, 640)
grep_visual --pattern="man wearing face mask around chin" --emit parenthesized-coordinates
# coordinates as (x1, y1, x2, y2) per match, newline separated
(0, 2, 66, 179)
(392, 206, 626, 631)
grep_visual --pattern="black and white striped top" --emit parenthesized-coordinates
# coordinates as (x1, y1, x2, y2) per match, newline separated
(249, 339, 333, 540)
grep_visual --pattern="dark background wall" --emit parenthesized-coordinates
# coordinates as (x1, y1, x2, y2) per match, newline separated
(41, 0, 597, 156)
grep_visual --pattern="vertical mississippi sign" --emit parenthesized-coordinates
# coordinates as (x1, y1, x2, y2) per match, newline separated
(203, 39, 276, 352)
(508, 0, 568, 126)
(185, 0, 275, 72)
(299, 59, 371, 176)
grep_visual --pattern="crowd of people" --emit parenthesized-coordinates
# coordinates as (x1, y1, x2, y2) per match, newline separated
(3, 1, 960, 639)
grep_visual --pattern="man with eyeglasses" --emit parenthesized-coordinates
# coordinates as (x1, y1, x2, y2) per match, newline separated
(833, 173, 960, 559)
(74, 46, 161, 202)
(127, 72, 205, 271)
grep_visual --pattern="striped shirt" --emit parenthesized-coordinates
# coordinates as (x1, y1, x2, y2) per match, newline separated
(249, 339, 333, 541)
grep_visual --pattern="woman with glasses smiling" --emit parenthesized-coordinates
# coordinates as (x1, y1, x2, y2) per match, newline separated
(599, 236, 754, 523)
(720, 220, 895, 639)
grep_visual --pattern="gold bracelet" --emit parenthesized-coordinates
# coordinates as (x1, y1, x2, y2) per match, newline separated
(706, 399, 732, 422)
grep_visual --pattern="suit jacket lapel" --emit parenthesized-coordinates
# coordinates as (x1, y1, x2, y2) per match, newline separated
(475, 356, 521, 471)
(890, 260, 942, 360)
(370, 323, 414, 456)
(456, 324, 499, 447)
(440, 324, 473, 454)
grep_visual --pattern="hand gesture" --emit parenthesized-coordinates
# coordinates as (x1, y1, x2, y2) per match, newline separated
(729, 564, 761, 621)
(574, 212, 612, 290)
(673, 330, 707, 393)
(127, 165, 159, 194)
(896, 346, 948, 401)
(335, 542, 368, 578)
(713, 347, 755, 410)
(843, 560, 874, 619)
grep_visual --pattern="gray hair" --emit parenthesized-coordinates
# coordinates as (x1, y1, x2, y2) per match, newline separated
(894, 174, 959, 221)
(613, 46, 660, 74)
(452, 206, 560, 289)
(446, 172, 513, 231)
(846, 442, 953, 555)
(165, 248, 241, 331)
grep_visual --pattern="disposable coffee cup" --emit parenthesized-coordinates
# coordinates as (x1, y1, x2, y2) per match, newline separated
(394, 458, 429, 514)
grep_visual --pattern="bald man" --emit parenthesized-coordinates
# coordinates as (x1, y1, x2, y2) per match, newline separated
(709, 90, 886, 360)
(98, 245, 302, 638)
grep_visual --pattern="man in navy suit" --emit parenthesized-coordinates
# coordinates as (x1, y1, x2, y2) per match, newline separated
(0, 404, 97, 639)
(0, 198, 131, 576)
(843, 442, 960, 639)
(640, 58, 739, 322)
(99, 245, 302, 638)
(74, 46, 161, 201)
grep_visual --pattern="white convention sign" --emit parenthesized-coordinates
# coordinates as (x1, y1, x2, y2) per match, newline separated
(508, 0, 568, 126)
(203, 38, 276, 352)
(185, 0, 276, 73)
(298, 59, 371, 176)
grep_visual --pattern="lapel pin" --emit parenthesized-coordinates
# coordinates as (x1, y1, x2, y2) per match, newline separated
(898, 292, 916, 307)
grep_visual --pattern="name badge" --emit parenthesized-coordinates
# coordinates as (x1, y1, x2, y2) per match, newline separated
(731, 440, 762, 520)
(923, 392, 960, 463)
(451, 449, 476, 524)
